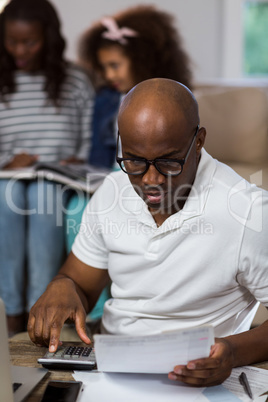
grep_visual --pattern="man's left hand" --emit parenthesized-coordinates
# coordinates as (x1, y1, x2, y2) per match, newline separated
(168, 338, 234, 386)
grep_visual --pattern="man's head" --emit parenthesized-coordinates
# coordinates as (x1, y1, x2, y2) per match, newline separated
(117, 78, 206, 224)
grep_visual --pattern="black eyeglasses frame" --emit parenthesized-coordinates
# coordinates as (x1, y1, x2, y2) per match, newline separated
(116, 125, 200, 177)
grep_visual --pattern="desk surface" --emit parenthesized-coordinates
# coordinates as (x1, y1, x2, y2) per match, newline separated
(9, 340, 84, 402)
(9, 339, 268, 402)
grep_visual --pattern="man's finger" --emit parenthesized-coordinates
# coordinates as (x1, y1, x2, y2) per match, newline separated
(75, 312, 91, 345)
(27, 314, 36, 344)
(168, 371, 224, 387)
(186, 357, 221, 370)
(48, 319, 64, 352)
(28, 313, 48, 347)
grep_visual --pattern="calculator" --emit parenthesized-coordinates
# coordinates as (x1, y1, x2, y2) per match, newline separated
(38, 345, 96, 370)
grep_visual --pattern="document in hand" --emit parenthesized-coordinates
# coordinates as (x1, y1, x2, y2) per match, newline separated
(94, 325, 214, 374)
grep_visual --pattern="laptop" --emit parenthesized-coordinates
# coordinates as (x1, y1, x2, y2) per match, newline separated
(0, 298, 47, 402)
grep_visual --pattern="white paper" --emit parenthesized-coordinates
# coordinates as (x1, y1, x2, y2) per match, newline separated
(190, 366, 268, 402)
(74, 365, 268, 402)
(94, 325, 214, 373)
(201, 385, 243, 401)
(73, 371, 204, 402)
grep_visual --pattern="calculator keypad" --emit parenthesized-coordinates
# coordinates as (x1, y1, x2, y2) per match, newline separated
(45, 346, 95, 361)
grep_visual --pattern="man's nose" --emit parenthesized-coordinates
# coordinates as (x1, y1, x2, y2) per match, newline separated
(142, 164, 165, 186)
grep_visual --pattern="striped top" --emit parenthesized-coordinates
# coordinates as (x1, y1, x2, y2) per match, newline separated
(0, 64, 94, 168)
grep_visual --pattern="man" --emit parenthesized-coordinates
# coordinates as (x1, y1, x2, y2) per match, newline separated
(28, 78, 268, 386)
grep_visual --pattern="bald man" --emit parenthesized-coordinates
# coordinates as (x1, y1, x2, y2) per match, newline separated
(28, 78, 268, 386)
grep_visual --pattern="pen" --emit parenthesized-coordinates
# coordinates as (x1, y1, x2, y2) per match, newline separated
(239, 372, 253, 400)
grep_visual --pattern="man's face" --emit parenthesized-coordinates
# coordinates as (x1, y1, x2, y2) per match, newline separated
(118, 102, 204, 221)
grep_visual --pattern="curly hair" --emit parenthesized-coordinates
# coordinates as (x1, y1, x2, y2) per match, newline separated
(0, 0, 66, 103)
(79, 5, 193, 90)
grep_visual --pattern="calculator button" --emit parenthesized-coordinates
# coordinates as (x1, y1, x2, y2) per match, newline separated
(73, 347, 83, 356)
(65, 346, 76, 355)
(82, 348, 92, 357)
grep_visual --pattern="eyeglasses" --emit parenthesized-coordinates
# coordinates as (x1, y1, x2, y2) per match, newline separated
(116, 125, 199, 177)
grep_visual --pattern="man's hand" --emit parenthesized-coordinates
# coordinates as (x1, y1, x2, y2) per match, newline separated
(168, 338, 234, 386)
(4, 152, 38, 169)
(27, 276, 91, 353)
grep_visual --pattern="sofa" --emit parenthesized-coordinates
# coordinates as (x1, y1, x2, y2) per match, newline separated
(194, 82, 268, 190)
(194, 81, 268, 326)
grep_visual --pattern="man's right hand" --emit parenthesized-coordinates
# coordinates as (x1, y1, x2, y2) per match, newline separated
(27, 276, 91, 352)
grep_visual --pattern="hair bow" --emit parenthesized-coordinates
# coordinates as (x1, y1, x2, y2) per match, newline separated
(101, 17, 138, 45)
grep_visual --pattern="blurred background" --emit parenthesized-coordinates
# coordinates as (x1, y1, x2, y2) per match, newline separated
(1, 0, 267, 83)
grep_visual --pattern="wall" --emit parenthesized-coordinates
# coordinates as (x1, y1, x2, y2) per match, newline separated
(50, 0, 226, 82)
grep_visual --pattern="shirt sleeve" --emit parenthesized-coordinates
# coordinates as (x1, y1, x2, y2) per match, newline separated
(72, 181, 109, 269)
(237, 188, 268, 306)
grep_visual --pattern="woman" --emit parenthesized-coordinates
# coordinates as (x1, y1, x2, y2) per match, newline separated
(0, 0, 94, 335)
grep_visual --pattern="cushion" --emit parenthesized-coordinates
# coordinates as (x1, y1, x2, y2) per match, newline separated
(194, 86, 268, 164)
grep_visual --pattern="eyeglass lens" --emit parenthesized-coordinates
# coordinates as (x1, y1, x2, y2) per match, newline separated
(121, 159, 183, 175)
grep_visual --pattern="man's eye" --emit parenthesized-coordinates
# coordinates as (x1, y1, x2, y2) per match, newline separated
(130, 160, 145, 166)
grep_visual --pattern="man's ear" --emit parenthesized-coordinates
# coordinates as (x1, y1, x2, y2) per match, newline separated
(196, 126, 206, 153)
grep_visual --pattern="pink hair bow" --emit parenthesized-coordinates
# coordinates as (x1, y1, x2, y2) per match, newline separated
(101, 17, 138, 45)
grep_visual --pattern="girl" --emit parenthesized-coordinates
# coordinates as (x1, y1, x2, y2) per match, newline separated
(81, 5, 192, 168)
(0, 0, 94, 335)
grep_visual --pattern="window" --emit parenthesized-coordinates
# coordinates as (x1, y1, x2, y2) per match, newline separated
(243, 1, 268, 76)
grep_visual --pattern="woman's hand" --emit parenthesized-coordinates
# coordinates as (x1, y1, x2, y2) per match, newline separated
(60, 156, 84, 165)
(168, 338, 234, 386)
(4, 152, 38, 169)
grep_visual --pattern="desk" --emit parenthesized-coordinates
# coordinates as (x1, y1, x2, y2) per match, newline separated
(9, 340, 84, 402)
(9, 340, 268, 402)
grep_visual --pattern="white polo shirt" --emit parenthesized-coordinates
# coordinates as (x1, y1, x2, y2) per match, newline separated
(72, 149, 268, 337)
